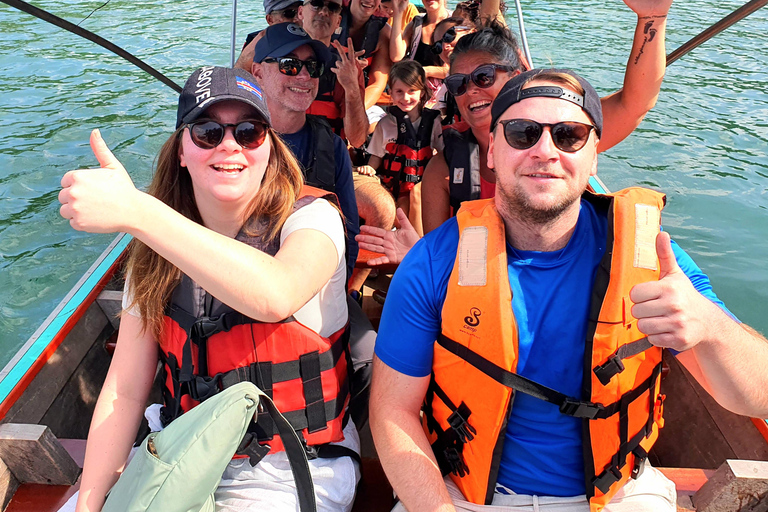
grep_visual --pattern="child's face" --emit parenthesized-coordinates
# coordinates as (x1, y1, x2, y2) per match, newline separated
(390, 79, 422, 113)
(376, 0, 394, 17)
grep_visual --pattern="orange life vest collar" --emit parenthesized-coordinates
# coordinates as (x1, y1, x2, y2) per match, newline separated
(424, 188, 667, 511)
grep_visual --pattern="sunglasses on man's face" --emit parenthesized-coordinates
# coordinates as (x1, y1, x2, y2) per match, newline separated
(444, 63, 515, 96)
(274, 6, 300, 18)
(497, 119, 595, 153)
(186, 120, 268, 150)
(305, 0, 343, 14)
(431, 25, 471, 54)
(263, 57, 325, 78)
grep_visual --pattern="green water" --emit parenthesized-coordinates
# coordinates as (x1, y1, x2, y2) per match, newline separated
(0, 0, 766, 367)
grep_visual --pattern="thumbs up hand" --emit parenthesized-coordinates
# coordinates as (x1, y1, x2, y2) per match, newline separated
(58, 129, 143, 234)
(630, 231, 714, 352)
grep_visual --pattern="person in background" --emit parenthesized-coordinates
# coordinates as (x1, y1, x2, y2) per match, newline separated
(332, 0, 393, 113)
(424, 17, 473, 112)
(376, 0, 420, 31)
(359, 60, 443, 236)
(234, 0, 302, 69)
(369, 67, 768, 512)
(300, 0, 370, 148)
(252, 23, 394, 294)
(61, 66, 360, 512)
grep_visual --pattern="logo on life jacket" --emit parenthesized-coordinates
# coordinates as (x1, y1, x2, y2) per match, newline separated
(464, 308, 481, 327)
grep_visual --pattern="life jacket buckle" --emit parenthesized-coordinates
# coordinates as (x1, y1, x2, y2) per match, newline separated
(447, 403, 477, 444)
(236, 432, 271, 467)
(593, 354, 626, 385)
(192, 316, 223, 340)
(631, 446, 648, 480)
(189, 374, 222, 402)
(443, 445, 469, 477)
(592, 464, 622, 494)
(559, 398, 605, 419)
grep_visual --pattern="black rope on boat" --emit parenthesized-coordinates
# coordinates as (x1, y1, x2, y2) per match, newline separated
(666, 0, 768, 66)
(77, 0, 111, 27)
(0, 0, 182, 93)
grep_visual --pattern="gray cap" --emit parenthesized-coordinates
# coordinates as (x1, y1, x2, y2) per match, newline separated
(490, 68, 603, 137)
(264, 0, 301, 14)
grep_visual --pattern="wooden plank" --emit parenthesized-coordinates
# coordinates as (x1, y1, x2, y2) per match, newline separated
(651, 352, 768, 469)
(2, 304, 110, 428)
(694, 460, 768, 512)
(0, 424, 80, 486)
(0, 457, 20, 511)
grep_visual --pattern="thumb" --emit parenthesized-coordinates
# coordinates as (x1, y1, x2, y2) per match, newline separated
(656, 231, 681, 278)
(395, 208, 414, 232)
(89, 129, 121, 170)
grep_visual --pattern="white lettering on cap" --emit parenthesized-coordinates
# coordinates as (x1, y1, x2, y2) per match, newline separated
(195, 66, 215, 105)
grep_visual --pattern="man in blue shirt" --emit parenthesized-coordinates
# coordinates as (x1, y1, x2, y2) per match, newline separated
(370, 69, 768, 512)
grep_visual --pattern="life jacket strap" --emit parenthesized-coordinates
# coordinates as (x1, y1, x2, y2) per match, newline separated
(593, 337, 654, 385)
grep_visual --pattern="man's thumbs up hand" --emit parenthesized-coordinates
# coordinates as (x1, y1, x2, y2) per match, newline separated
(630, 231, 713, 352)
(59, 129, 142, 234)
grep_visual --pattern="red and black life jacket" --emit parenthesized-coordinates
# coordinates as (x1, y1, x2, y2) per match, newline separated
(158, 189, 353, 463)
(379, 106, 440, 198)
(307, 49, 345, 137)
(443, 123, 481, 213)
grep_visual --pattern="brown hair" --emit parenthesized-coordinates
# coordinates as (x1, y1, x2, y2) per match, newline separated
(388, 60, 430, 109)
(124, 127, 304, 339)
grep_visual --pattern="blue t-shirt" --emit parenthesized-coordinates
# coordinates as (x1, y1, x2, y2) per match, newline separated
(375, 199, 732, 497)
(281, 124, 360, 277)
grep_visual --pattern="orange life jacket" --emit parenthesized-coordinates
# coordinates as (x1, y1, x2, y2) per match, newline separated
(159, 186, 350, 459)
(423, 189, 667, 511)
(379, 107, 440, 197)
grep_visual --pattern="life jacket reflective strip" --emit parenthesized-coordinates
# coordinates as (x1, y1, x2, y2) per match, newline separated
(379, 107, 440, 197)
(158, 186, 350, 457)
(303, 115, 338, 193)
(423, 189, 667, 511)
(443, 124, 480, 214)
(307, 52, 345, 137)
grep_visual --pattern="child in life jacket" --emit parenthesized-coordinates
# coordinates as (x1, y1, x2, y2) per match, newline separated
(357, 60, 443, 236)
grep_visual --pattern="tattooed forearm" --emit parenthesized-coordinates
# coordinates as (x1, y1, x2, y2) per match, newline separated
(633, 17, 663, 64)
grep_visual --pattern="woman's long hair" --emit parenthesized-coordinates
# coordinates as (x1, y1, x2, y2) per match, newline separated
(124, 127, 304, 339)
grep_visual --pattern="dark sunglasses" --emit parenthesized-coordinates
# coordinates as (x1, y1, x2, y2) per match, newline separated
(431, 25, 470, 54)
(186, 120, 268, 150)
(444, 63, 515, 96)
(305, 0, 343, 14)
(497, 119, 595, 153)
(274, 6, 300, 18)
(262, 57, 325, 78)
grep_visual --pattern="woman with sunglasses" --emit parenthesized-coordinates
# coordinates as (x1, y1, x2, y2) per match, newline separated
(60, 67, 359, 512)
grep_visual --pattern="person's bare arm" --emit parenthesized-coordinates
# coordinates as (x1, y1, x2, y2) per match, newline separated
(332, 39, 370, 147)
(478, 0, 504, 25)
(75, 313, 158, 512)
(59, 131, 341, 323)
(631, 232, 768, 417)
(365, 25, 393, 109)
(424, 64, 449, 80)
(390, 0, 414, 62)
(370, 356, 457, 512)
(235, 31, 266, 72)
(421, 151, 451, 234)
(598, 0, 671, 152)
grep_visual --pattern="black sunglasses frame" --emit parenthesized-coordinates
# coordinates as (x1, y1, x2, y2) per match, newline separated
(431, 25, 471, 54)
(304, 0, 343, 14)
(274, 6, 301, 18)
(497, 119, 595, 153)
(263, 57, 325, 78)
(444, 63, 515, 97)
(186, 120, 269, 150)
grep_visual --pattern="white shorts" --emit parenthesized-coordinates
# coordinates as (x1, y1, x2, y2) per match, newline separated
(391, 463, 676, 512)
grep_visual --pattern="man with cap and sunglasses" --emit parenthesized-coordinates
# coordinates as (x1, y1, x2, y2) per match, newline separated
(234, 0, 302, 69)
(369, 69, 768, 512)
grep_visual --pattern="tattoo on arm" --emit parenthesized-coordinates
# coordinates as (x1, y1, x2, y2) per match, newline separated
(633, 18, 661, 64)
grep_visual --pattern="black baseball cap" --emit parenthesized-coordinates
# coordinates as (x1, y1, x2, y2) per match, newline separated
(490, 68, 603, 137)
(264, 0, 301, 14)
(176, 66, 271, 129)
(253, 22, 332, 65)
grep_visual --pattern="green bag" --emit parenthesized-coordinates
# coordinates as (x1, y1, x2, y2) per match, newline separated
(102, 381, 316, 512)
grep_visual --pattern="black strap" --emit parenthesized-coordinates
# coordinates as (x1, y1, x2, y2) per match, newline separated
(437, 334, 607, 419)
(593, 338, 654, 385)
(259, 395, 318, 512)
(308, 443, 361, 466)
(300, 352, 328, 433)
